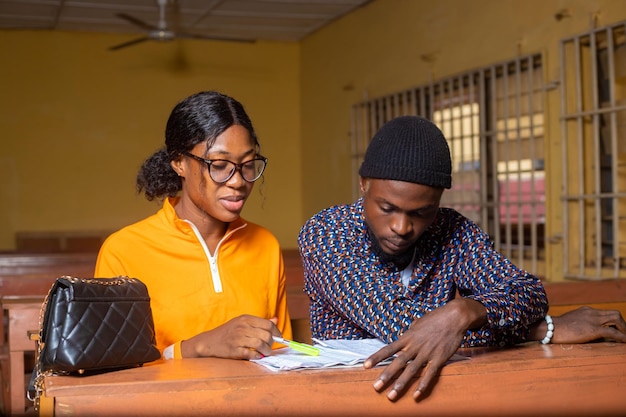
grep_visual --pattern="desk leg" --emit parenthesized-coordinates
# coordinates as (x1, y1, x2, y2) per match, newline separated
(9, 350, 25, 415)
(39, 393, 54, 417)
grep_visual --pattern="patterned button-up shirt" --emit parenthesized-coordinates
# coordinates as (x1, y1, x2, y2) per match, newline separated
(298, 198, 548, 347)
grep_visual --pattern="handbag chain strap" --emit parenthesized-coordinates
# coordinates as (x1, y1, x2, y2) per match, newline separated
(29, 277, 59, 411)
(29, 275, 133, 411)
(65, 276, 137, 285)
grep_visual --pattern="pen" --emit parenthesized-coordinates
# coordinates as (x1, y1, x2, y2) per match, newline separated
(273, 336, 320, 356)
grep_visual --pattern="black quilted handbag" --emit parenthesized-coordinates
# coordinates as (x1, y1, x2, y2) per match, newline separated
(29, 276, 161, 408)
(38, 276, 161, 373)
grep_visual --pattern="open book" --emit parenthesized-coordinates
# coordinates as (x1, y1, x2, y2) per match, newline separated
(252, 338, 468, 372)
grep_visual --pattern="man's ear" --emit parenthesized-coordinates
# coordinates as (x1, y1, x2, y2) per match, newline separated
(359, 177, 368, 195)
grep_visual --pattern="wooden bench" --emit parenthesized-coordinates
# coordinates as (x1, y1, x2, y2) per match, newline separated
(0, 252, 97, 416)
(282, 249, 311, 343)
(0, 252, 98, 308)
(1, 296, 42, 416)
(14, 230, 109, 253)
(1, 252, 98, 346)
(0, 343, 8, 416)
(0, 253, 97, 346)
(544, 279, 626, 317)
(0, 252, 97, 276)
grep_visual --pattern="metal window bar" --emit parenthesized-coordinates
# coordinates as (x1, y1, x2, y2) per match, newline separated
(560, 20, 626, 280)
(487, 66, 501, 249)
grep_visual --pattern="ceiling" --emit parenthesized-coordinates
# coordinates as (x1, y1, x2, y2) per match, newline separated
(0, 0, 372, 46)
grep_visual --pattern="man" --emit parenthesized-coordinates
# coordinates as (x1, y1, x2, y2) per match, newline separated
(298, 116, 626, 401)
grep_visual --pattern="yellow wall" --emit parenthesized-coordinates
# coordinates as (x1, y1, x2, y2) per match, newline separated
(0, 31, 302, 250)
(2, 0, 626, 274)
(300, 0, 626, 281)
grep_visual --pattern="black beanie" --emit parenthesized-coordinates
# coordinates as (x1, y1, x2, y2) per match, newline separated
(358, 116, 452, 189)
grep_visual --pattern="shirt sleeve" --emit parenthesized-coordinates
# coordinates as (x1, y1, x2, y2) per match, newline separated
(450, 220, 548, 346)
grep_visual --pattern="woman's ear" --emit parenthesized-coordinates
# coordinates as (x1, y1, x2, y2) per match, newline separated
(170, 158, 185, 178)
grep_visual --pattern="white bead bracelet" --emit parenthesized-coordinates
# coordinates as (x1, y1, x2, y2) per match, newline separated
(540, 315, 554, 344)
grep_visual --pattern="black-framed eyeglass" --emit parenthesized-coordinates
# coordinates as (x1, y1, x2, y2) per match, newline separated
(183, 152, 268, 184)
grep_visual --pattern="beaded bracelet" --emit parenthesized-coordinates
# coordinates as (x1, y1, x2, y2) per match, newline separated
(540, 315, 554, 344)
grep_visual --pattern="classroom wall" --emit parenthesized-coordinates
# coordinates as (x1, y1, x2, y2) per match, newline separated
(300, 0, 626, 282)
(2, 0, 625, 268)
(0, 31, 302, 250)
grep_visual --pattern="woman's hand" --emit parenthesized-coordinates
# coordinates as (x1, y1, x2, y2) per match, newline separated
(181, 315, 281, 359)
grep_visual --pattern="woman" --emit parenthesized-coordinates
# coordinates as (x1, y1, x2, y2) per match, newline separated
(95, 91, 291, 360)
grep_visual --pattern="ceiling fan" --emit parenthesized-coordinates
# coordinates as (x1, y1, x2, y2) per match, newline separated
(109, 0, 254, 51)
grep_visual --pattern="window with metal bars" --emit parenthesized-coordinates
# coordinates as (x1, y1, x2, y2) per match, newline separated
(351, 54, 546, 277)
(560, 20, 626, 280)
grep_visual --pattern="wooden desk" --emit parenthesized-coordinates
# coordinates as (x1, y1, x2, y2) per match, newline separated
(1, 296, 43, 416)
(42, 342, 626, 416)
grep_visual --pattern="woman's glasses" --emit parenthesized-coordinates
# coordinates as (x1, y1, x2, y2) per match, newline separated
(184, 152, 267, 184)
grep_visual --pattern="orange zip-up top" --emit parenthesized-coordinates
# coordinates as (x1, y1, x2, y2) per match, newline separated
(95, 197, 292, 359)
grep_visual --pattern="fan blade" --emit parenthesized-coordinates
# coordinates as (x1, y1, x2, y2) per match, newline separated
(176, 32, 256, 43)
(115, 13, 158, 31)
(109, 36, 151, 51)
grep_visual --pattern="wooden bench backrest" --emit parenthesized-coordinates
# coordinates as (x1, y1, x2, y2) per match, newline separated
(0, 253, 98, 297)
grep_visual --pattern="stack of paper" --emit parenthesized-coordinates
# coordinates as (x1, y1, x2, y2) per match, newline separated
(251, 338, 389, 372)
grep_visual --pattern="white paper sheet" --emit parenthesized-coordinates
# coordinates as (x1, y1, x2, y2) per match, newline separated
(251, 338, 469, 372)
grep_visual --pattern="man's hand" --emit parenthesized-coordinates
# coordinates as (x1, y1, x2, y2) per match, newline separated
(363, 298, 486, 401)
(550, 307, 626, 344)
(181, 315, 281, 359)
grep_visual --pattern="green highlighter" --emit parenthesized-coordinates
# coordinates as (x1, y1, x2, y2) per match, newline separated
(273, 336, 320, 356)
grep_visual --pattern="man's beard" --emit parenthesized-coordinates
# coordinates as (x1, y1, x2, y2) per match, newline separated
(368, 228, 415, 269)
